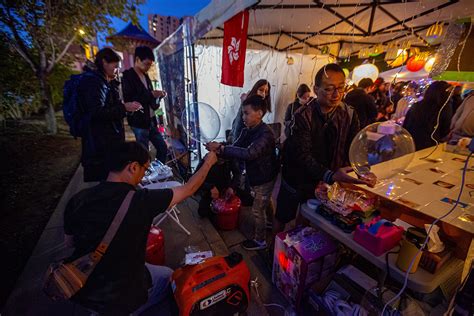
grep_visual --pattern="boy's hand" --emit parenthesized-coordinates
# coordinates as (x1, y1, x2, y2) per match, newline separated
(210, 186, 219, 199)
(205, 142, 221, 152)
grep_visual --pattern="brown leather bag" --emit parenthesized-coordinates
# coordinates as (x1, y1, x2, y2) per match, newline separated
(43, 191, 135, 300)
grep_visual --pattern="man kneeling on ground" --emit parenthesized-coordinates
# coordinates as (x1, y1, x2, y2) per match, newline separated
(63, 141, 217, 315)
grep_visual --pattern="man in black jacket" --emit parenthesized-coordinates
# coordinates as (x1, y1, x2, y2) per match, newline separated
(122, 46, 168, 163)
(206, 95, 278, 250)
(344, 78, 378, 128)
(78, 48, 142, 182)
(274, 64, 375, 234)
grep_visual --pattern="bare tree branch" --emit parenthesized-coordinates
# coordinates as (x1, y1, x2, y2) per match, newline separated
(3, 9, 38, 72)
(46, 33, 76, 73)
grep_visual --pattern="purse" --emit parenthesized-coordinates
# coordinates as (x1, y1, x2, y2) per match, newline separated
(43, 191, 135, 301)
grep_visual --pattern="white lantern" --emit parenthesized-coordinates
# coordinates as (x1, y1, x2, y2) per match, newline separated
(352, 64, 379, 86)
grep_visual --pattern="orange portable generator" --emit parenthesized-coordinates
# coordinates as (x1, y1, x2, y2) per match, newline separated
(171, 252, 250, 316)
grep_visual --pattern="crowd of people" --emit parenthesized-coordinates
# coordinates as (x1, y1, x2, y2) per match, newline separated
(61, 46, 473, 314)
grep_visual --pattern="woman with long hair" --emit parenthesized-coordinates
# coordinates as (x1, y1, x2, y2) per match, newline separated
(78, 48, 142, 181)
(231, 79, 271, 142)
(284, 83, 312, 138)
(403, 81, 453, 150)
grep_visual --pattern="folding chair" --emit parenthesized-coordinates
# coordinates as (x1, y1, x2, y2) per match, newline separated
(141, 181, 191, 236)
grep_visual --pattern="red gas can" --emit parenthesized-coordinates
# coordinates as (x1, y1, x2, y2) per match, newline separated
(145, 225, 165, 265)
(211, 194, 241, 230)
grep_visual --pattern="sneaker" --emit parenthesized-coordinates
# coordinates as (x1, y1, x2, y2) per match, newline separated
(242, 239, 267, 251)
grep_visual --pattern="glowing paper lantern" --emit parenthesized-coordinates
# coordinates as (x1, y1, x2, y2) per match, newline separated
(400, 39, 411, 50)
(406, 56, 425, 72)
(358, 48, 370, 59)
(385, 43, 399, 61)
(352, 63, 379, 86)
(339, 47, 352, 59)
(369, 44, 385, 57)
(426, 22, 444, 45)
(387, 49, 408, 67)
(424, 57, 436, 72)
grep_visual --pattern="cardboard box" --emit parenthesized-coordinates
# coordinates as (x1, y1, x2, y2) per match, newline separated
(272, 226, 338, 308)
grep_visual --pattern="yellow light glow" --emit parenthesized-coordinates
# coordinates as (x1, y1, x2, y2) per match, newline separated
(78, 29, 86, 36)
(424, 57, 436, 73)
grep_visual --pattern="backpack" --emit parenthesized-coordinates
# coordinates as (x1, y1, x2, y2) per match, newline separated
(62, 72, 94, 138)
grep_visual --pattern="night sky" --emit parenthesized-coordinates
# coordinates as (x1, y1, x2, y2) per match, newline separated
(99, 0, 211, 46)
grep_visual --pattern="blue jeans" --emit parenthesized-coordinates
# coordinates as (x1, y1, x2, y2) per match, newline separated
(132, 124, 168, 163)
(132, 264, 174, 315)
(250, 180, 276, 242)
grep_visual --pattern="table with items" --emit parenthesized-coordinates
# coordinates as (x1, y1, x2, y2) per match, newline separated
(300, 145, 473, 296)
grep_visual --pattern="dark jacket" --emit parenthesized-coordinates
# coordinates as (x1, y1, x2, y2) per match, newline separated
(77, 71, 126, 182)
(121, 68, 159, 129)
(282, 99, 360, 199)
(284, 99, 312, 138)
(403, 101, 453, 150)
(344, 88, 377, 128)
(222, 122, 278, 187)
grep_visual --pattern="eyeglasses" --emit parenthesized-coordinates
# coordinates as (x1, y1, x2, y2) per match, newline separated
(322, 86, 346, 95)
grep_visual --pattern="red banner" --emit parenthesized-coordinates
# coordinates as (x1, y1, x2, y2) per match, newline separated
(221, 10, 249, 87)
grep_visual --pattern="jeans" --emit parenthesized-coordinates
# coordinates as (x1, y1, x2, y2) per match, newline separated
(132, 123, 168, 163)
(250, 180, 276, 242)
(132, 264, 174, 315)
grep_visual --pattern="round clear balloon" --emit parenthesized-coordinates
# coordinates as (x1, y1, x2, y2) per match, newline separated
(181, 102, 221, 143)
(349, 122, 416, 180)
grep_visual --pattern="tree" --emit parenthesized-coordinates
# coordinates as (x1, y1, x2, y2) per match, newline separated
(0, 0, 144, 133)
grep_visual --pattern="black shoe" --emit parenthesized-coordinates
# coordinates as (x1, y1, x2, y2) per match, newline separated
(242, 239, 267, 250)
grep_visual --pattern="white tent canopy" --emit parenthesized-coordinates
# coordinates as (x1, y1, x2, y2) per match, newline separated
(200, 0, 474, 57)
(155, 0, 474, 140)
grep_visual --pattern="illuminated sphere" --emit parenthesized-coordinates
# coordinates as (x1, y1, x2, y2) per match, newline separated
(406, 56, 426, 72)
(352, 64, 379, 86)
(181, 102, 221, 143)
(349, 122, 416, 180)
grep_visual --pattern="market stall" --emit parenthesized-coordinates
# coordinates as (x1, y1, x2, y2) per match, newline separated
(152, 1, 474, 314)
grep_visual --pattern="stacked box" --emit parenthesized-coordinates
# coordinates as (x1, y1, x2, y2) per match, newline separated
(272, 226, 338, 308)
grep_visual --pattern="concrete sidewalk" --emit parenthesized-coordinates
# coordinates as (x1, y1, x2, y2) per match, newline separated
(2, 166, 272, 316)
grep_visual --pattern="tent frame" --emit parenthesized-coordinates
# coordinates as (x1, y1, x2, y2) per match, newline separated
(201, 0, 459, 55)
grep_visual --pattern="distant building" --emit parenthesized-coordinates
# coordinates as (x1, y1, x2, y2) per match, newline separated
(68, 35, 99, 72)
(148, 14, 181, 42)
